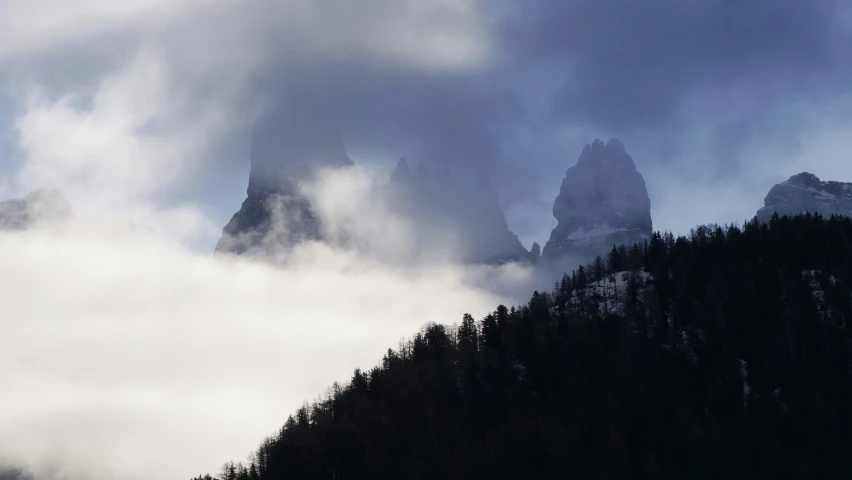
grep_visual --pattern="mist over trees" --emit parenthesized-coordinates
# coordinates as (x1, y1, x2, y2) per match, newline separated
(192, 213, 852, 479)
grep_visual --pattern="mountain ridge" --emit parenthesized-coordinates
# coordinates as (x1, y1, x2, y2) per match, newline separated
(757, 172, 852, 221)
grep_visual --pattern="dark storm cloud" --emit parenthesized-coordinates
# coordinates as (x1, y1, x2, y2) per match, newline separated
(258, 69, 523, 165)
(246, 0, 852, 201)
(504, 0, 850, 131)
(13, 0, 846, 242)
(245, 59, 538, 203)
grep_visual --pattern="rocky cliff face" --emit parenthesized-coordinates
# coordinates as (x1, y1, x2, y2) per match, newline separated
(215, 106, 354, 257)
(542, 138, 652, 263)
(468, 170, 530, 264)
(757, 172, 852, 221)
(0, 189, 72, 231)
(385, 158, 529, 264)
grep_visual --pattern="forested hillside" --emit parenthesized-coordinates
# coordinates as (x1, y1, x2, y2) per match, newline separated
(195, 213, 852, 480)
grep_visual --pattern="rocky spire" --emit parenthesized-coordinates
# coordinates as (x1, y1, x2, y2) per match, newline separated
(542, 138, 652, 264)
(471, 171, 512, 235)
(390, 157, 412, 184)
(416, 161, 430, 178)
(756, 172, 852, 222)
(245, 103, 353, 197)
(467, 171, 528, 264)
(215, 102, 354, 257)
(529, 242, 541, 264)
(382, 161, 528, 265)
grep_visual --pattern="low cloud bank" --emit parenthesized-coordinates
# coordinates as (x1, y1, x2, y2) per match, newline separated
(0, 167, 544, 480)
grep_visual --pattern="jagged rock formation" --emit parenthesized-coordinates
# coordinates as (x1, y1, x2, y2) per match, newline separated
(0, 189, 72, 231)
(528, 242, 541, 264)
(215, 106, 354, 257)
(756, 172, 852, 222)
(217, 100, 528, 264)
(386, 158, 529, 264)
(542, 138, 652, 264)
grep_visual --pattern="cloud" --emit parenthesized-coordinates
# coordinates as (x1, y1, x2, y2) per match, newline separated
(506, 0, 851, 130)
(481, 0, 852, 238)
(0, 0, 189, 64)
(0, 0, 489, 70)
(0, 152, 541, 480)
(486, 0, 852, 218)
(0, 192, 539, 480)
(1, 0, 496, 243)
(0, 5, 526, 478)
(307, 0, 852, 238)
(2, 0, 851, 247)
(14, 53, 220, 199)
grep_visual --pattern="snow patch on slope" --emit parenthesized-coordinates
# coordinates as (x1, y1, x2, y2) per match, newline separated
(802, 270, 834, 317)
(567, 222, 627, 241)
(570, 270, 653, 316)
(758, 173, 852, 221)
(801, 270, 847, 331)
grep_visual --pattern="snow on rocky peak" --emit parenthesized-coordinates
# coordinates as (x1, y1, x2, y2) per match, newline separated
(757, 172, 852, 222)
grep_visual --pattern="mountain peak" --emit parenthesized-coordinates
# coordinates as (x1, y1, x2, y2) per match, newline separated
(381, 161, 528, 265)
(576, 137, 636, 170)
(606, 137, 626, 154)
(216, 102, 353, 257)
(246, 100, 353, 198)
(543, 139, 651, 264)
(757, 172, 852, 221)
(390, 157, 412, 183)
(785, 172, 822, 188)
(416, 161, 430, 178)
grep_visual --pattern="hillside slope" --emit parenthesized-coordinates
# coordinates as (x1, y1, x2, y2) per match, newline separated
(196, 213, 852, 480)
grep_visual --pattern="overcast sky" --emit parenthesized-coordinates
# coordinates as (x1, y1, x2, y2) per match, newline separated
(2, 0, 852, 250)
